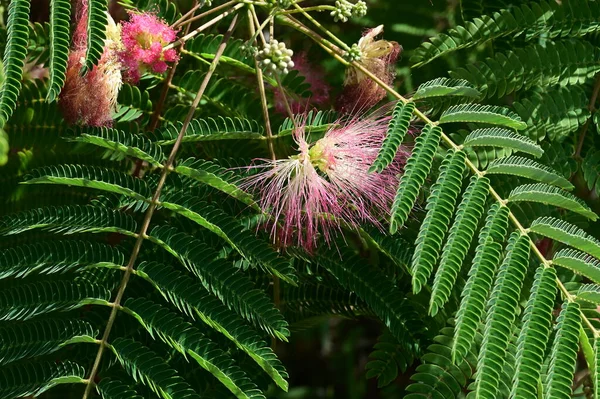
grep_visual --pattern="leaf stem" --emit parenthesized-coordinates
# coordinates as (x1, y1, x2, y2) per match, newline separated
(81, 15, 240, 399)
(173, 0, 235, 28)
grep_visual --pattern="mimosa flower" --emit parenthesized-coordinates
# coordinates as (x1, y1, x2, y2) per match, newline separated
(59, 0, 122, 127)
(119, 12, 179, 83)
(338, 25, 401, 113)
(242, 109, 407, 251)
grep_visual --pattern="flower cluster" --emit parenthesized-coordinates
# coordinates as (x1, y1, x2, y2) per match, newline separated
(59, 0, 123, 127)
(119, 12, 179, 84)
(242, 109, 407, 252)
(331, 0, 368, 23)
(59, 1, 179, 126)
(338, 25, 401, 113)
(256, 39, 295, 76)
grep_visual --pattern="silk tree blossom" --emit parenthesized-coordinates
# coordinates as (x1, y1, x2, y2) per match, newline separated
(59, 0, 123, 126)
(338, 25, 401, 113)
(119, 12, 179, 83)
(242, 110, 408, 252)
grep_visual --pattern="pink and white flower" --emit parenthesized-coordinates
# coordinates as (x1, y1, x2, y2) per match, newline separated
(119, 12, 179, 83)
(243, 109, 408, 252)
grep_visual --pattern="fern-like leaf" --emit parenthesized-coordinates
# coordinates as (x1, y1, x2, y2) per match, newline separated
(485, 156, 574, 190)
(24, 165, 152, 201)
(440, 104, 527, 130)
(576, 284, 600, 305)
(97, 379, 144, 399)
(552, 248, 600, 284)
(370, 101, 415, 173)
(0, 0, 31, 127)
(510, 266, 557, 399)
(412, 78, 480, 100)
(0, 240, 124, 279)
(110, 337, 203, 399)
(430, 175, 489, 316)
(0, 318, 96, 366)
(0, 360, 86, 399)
(411, 150, 466, 294)
(124, 297, 266, 399)
(149, 225, 289, 340)
(462, 128, 543, 158)
(390, 123, 442, 233)
(529, 217, 600, 259)
(136, 261, 289, 390)
(84, 0, 108, 71)
(0, 280, 111, 321)
(508, 183, 597, 220)
(47, 0, 71, 102)
(473, 232, 529, 399)
(366, 329, 417, 388)
(452, 203, 510, 362)
(543, 301, 581, 399)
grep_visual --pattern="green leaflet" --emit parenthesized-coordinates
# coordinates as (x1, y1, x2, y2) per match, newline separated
(543, 302, 581, 399)
(174, 158, 257, 209)
(366, 330, 416, 388)
(452, 203, 510, 363)
(0, 127, 7, 166)
(450, 40, 600, 99)
(440, 104, 527, 130)
(0, 240, 125, 279)
(110, 338, 203, 399)
(151, 117, 264, 144)
(390, 123, 442, 233)
(370, 101, 415, 173)
(83, 0, 108, 71)
(124, 297, 266, 399)
(0, 205, 138, 236)
(485, 156, 574, 190)
(69, 127, 165, 166)
(23, 165, 152, 202)
(508, 183, 597, 220)
(412, 78, 480, 100)
(576, 284, 600, 305)
(411, 150, 466, 294)
(0, 318, 96, 366)
(552, 248, 600, 284)
(159, 194, 296, 284)
(148, 225, 289, 341)
(0, 0, 31, 128)
(96, 379, 144, 399)
(136, 261, 289, 391)
(411, 0, 600, 66)
(510, 266, 557, 399)
(462, 128, 543, 158)
(0, 360, 86, 399)
(473, 232, 529, 399)
(430, 176, 489, 316)
(529, 217, 600, 259)
(0, 280, 111, 321)
(47, 0, 70, 102)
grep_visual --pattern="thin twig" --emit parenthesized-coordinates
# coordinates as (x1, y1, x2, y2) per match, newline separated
(174, 0, 236, 29)
(164, 3, 244, 51)
(81, 15, 240, 399)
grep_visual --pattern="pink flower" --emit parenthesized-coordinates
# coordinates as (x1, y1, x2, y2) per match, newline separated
(338, 25, 401, 113)
(119, 12, 179, 83)
(59, 0, 122, 127)
(274, 52, 330, 115)
(242, 109, 408, 252)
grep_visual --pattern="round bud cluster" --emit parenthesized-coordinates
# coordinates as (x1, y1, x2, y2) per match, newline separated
(352, 1, 368, 17)
(331, 1, 353, 22)
(278, 0, 293, 8)
(256, 39, 295, 75)
(331, 0, 368, 22)
(344, 44, 362, 62)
